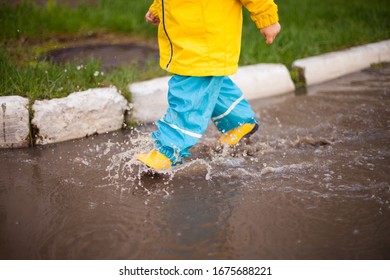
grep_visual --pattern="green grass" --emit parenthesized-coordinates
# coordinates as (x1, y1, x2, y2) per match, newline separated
(0, 49, 164, 102)
(0, 0, 155, 40)
(0, 0, 389, 101)
(240, 0, 390, 66)
(0, 49, 105, 100)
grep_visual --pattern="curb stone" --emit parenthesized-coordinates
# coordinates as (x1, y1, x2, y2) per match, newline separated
(0, 96, 30, 148)
(32, 87, 129, 145)
(292, 40, 390, 86)
(231, 64, 295, 100)
(129, 76, 171, 124)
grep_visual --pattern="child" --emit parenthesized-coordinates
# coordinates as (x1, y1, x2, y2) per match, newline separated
(137, 0, 281, 170)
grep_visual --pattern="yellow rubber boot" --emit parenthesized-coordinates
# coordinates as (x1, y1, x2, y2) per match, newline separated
(137, 150, 172, 171)
(219, 123, 258, 146)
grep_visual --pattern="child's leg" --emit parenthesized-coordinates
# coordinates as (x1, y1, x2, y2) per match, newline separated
(211, 77, 258, 133)
(151, 75, 224, 165)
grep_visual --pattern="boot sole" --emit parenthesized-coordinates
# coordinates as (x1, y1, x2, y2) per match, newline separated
(243, 123, 259, 140)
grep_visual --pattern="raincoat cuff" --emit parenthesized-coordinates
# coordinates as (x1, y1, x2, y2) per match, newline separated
(252, 13, 279, 29)
(149, 0, 161, 19)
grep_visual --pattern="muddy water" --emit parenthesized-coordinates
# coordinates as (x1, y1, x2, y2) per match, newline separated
(1, 66, 390, 260)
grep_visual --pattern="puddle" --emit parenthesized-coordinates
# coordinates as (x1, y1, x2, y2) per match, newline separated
(44, 42, 159, 69)
(0, 66, 389, 259)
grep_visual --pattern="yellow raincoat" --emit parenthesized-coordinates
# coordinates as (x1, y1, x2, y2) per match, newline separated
(149, 0, 279, 76)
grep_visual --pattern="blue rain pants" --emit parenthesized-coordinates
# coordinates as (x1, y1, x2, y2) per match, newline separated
(152, 75, 258, 165)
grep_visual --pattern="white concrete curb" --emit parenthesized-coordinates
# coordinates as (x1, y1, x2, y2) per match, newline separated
(32, 87, 129, 145)
(0, 96, 30, 148)
(129, 63, 295, 123)
(292, 40, 390, 86)
(231, 64, 296, 100)
(129, 76, 170, 124)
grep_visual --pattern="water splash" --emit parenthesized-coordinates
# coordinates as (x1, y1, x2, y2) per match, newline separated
(103, 127, 216, 191)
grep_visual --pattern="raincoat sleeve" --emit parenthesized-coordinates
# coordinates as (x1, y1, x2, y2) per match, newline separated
(149, 0, 161, 19)
(240, 0, 279, 29)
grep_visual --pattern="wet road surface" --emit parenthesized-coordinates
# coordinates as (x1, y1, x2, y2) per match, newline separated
(0, 66, 389, 259)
